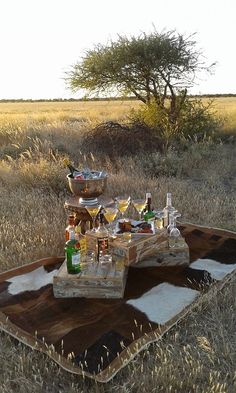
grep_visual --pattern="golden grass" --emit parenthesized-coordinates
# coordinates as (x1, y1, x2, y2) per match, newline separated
(0, 98, 236, 392)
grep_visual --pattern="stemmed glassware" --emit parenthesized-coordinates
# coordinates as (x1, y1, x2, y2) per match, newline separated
(85, 204, 101, 232)
(167, 211, 181, 233)
(168, 212, 182, 248)
(154, 209, 165, 230)
(115, 196, 130, 220)
(132, 198, 146, 221)
(103, 207, 119, 235)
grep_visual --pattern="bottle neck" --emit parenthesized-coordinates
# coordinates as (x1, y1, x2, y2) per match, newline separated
(67, 164, 77, 176)
(68, 215, 75, 226)
(146, 193, 152, 212)
(166, 193, 172, 207)
(97, 212, 107, 233)
(69, 230, 75, 240)
(169, 214, 176, 227)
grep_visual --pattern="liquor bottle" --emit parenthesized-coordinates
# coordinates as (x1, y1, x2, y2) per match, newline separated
(96, 212, 109, 261)
(163, 193, 176, 227)
(75, 223, 87, 257)
(144, 193, 155, 222)
(65, 230, 81, 274)
(65, 214, 75, 241)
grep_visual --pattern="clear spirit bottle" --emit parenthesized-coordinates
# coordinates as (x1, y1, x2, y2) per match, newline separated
(163, 193, 176, 227)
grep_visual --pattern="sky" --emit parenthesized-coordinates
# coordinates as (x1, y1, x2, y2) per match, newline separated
(0, 0, 235, 99)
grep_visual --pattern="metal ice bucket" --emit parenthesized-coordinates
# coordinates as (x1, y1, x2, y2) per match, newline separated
(67, 171, 108, 205)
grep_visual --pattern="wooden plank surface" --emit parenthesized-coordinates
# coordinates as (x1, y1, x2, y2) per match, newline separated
(86, 229, 168, 266)
(53, 259, 128, 298)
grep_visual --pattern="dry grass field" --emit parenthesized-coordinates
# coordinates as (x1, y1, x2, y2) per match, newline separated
(0, 98, 236, 392)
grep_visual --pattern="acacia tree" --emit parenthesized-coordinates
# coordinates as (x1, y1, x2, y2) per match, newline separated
(67, 30, 216, 138)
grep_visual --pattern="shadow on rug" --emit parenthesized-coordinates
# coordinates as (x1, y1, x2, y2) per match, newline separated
(0, 223, 236, 382)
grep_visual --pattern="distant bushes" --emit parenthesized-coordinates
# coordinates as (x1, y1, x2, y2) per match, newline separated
(81, 121, 163, 157)
(129, 98, 222, 149)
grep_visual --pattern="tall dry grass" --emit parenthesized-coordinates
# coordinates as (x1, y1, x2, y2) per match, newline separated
(0, 99, 236, 392)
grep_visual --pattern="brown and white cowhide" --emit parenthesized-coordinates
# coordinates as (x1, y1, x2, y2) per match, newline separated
(0, 223, 236, 383)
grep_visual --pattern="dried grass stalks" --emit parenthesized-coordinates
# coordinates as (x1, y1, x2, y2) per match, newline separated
(0, 100, 236, 392)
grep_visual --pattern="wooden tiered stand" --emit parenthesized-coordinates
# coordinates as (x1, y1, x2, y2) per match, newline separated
(64, 195, 114, 233)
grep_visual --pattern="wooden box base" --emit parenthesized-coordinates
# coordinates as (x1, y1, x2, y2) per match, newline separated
(134, 240, 190, 268)
(53, 258, 128, 299)
(86, 229, 169, 266)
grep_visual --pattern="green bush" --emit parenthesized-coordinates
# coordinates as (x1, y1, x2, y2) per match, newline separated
(129, 98, 222, 147)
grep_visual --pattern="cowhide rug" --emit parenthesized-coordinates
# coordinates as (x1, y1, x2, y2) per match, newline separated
(0, 223, 236, 383)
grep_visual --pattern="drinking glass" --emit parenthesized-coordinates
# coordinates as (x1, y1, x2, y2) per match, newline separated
(169, 226, 181, 248)
(85, 204, 101, 232)
(154, 210, 165, 230)
(132, 199, 146, 221)
(104, 207, 119, 236)
(104, 207, 118, 226)
(115, 196, 130, 220)
(80, 250, 96, 274)
(168, 214, 181, 248)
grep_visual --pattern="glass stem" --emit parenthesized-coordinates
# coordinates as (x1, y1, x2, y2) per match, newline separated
(93, 217, 96, 230)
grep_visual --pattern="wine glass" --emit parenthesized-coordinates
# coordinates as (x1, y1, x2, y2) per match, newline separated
(132, 199, 146, 221)
(154, 209, 165, 230)
(169, 225, 181, 248)
(104, 207, 119, 233)
(115, 196, 130, 220)
(85, 204, 101, 232)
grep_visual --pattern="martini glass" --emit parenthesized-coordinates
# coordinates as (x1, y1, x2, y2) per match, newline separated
(85, 204, 101, 232)
(132, 199, 146, 221)
(104, 207, 118, 230)
(115, 196, 130, 220)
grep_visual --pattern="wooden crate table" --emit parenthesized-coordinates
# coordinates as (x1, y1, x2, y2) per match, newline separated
(53, 230, 189, 299)
(134, 239, 190, 268)
(86, 229, 189, 267)
(85, 230, 168, 266)
(53, 257, 128, 299)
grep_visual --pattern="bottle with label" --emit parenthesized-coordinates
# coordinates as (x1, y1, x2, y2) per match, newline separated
(163, 193, 176, 227)
(144, 193, 155, 222)
(96, 212, 109, 261)
(65, 214, 75, 241)
(75, 224, 87, 257)
(65, 231, 81, 274)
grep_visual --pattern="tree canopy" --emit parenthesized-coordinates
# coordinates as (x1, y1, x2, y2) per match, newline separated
(67, 30, 212, 103)
(67, 30, 217, 144)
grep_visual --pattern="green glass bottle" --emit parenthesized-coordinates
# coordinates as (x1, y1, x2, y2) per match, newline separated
(65, 235, 81, 274)
(144, 193, 155, 222)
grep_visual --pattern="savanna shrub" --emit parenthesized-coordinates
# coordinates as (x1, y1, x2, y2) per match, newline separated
(129, 98, 222, 145)
(81, 121, 163, 158)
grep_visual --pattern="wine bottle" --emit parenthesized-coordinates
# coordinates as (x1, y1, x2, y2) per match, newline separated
(63, 158, 80, 178)
(163, 193, 176, 227)
(144, 193, 155, 222)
